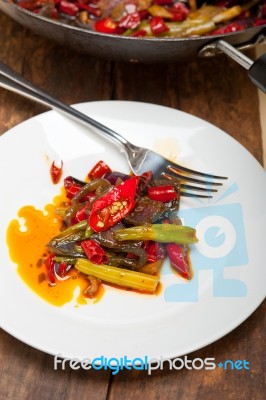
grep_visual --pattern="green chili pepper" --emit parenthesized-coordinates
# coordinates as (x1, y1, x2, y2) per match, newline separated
(114, 224, 198, 244)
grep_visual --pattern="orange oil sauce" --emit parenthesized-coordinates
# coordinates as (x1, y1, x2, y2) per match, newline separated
(6, 191, 100, 306)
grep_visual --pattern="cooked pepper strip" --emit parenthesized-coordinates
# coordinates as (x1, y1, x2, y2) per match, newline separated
(75, 204, 91, 222)
(106, 254, 142, 269)
(51, 220, 89, 240)
(144, 241, 165, 262)
(95, 17, 118, 33)
(75, 258, 159, 292)
(150, 16, 169, 34)
(88, 160, 112, 180)
(72, 179, 110, 203)
(81, 239, 108, 264)
(212, 6, 242, 24)
(115, 224, 198, 244)
(148, 185, 177, 203)
(50, 160, 63, 184)
(64, 176, 83, 199)
(89, 176, 139, 232)
(54, 256, 77, 265)
(166, 243, 191, 280)
(45, 253, 56, 284)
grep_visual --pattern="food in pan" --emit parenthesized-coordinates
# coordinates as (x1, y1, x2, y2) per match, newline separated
(12, 0, 266, 38)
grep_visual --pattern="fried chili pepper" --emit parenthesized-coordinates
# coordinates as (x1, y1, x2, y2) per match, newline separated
(58, 261, 68, 277)
(45, 253, 56, 284)
(144, 241, 165, 262)
(89, 176, 139, 232)
(211, 21, 245, 34)
(88, 160, 112, 180)
(64, 176, 83, 199)
(150, 16, 169, 34)
(50, 160, 63, 184)
(170, 2, 189, 21)
(59, 1, 79, 16)
(75, 204, 91, 222)
(81, 239, 108, 264)
(148, 185, 177, 203)
(166, 243, 192, 279)
(118, 12, 141, 29)
(95, 17, 118, 33)
(76, 3, 101, 17)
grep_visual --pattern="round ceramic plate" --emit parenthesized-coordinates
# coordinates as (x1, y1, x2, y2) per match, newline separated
(0, 101, 265, 362)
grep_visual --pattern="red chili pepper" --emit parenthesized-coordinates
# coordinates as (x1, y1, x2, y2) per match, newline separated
(144, 241, 165, 263)
(50, 160, 63, 184)
(170, 2, 189, 21)
(59, 1, 79, 16)
(89, 176, 139, 232)
(58, 261, 68, 277)
(46, 254, 56, 284)
(75, 204, 90, 222)
(139, 10, 150, 20)
(166, 243, 191, 279)
(81, 239, 108, 264)
(212, 22, 245, 35)
(170, 10, 187, 22)
(253, 18, 266, 27)
(118, 12, 141, 29)
(75, 3, 101, 17)
(131, 29, 148, 37)
(148, 185, 177, 203)
(64, 176, 82, 199)
(150, 16, 169, 35)
(88, 160, 112, 180)
(64, 177, 95, 202)
(95, 18, 118, 34)
(154, 0, 173, 4)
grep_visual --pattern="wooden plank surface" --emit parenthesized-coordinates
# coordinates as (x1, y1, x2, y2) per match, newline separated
(0, 11, 264, 400)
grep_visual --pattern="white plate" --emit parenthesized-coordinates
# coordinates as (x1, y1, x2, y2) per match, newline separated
(0, 101, 265, 362)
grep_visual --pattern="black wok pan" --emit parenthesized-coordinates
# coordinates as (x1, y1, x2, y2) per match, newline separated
(0, 1, 265, 91)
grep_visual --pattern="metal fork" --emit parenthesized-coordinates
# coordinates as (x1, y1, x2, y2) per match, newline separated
(0, 61, 227, 198)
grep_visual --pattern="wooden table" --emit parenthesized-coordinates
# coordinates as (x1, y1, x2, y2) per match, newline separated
(0, 12, 265, 400)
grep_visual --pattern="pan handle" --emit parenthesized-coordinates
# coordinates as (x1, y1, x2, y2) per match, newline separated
(199, 33, 266, 94)
(217, 40, 266, 94)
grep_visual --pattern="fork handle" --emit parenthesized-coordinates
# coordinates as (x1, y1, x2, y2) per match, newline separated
(0, 61, 129, 148)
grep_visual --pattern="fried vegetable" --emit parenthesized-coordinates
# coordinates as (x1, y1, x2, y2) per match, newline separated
(84, 275, 101, 298)
(52, 220, 89, 240)
(48, 231, 88, 257)
(123, 196, 166, 225)
(75, 258, 159, 292)
(115, 223, 198, 244)
(106, 254, 143, 269)
(92, 223, 147, 267)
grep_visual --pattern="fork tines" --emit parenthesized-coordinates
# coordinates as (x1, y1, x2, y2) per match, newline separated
(162, 164, 228, 199)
